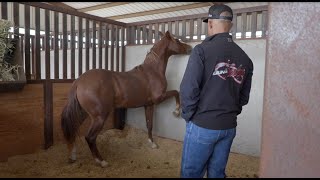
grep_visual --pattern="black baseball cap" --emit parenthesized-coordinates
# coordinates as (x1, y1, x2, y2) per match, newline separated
(203, 4, 233, 23)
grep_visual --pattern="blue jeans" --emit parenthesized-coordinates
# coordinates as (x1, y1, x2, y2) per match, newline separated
(180, 121, 236, 178)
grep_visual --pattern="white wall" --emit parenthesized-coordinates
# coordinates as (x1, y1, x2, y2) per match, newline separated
(125, 39, 266, 157)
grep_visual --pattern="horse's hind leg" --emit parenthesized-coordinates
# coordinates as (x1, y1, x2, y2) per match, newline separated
(85, 115, 108, 167)
(144, 105, 158, 149)
(68, 142, 77, 163)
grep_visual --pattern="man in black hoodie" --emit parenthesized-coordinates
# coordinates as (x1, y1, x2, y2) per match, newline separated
(179, 4, 254, 178)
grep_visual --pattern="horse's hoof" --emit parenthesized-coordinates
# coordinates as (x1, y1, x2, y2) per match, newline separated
(173, 110, 180, 117)
(68, 158, 76, 164)
(95, 158, 108, 168)
(100, 160, 108, 168)
(151, 143, 158, 149)
(148, 139, 159, 149)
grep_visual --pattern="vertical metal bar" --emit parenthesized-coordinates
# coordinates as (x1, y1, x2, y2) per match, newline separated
(92, 20, 96, 69)
(13, 3, 19, 36)
(148, 23, 153, 44)
(104, 24, 109, 70)
(161, 23, 165, 38)
(182, 20, 186, 41)
(168, 21, 172, 34)
(62, 13, 67, 79)
(110, 24, 114, 71)
(251, 12, 257, 38)
(189, 19, 194, 41)
(54, 12, 59, 79)
(99, 22, 103, 69)
(24, 4, 31, 80)
(116, 26, 120, 72)
(85, 19, 89, 71)
(70, 15, 75, 79)
(241, 12, 247, 39)
(142, 25, 146, 44)
(35, 7, 41, 79)
(197, 18, 202, 41)
(232, 14, 237, 39)
(175, 20, 179, 37)
(154, 23, 159, 42)
(121, 26, 125, 72)
(45, 9, 50, 80)
(137, 26, 141, 45)
(78, 17, 83, 76)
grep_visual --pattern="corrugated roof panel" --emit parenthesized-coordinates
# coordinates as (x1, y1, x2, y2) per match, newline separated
(63, 2, 108, 10)
(86, 2, 196, 18)
(61, 2, 268, 24)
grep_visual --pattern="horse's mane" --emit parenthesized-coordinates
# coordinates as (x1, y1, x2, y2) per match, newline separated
(143, 35, 169, 64)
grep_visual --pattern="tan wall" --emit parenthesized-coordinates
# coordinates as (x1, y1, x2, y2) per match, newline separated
(0, 84, 44, 161)
(259, 2, 320, 178)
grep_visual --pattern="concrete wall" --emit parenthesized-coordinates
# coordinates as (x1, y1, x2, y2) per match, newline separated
(125, 39, 266, 157)
(259, 2, 320, 178)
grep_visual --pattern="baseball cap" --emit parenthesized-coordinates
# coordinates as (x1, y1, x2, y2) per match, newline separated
(203, 4, 233, 23)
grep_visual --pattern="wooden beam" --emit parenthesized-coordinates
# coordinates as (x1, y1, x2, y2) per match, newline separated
(19, 2, 126, 27)
(128, 5, 268, 26)
(106, 2, 212, 20)
(79, 2, 131, 12)
(47, 2, 77, 11)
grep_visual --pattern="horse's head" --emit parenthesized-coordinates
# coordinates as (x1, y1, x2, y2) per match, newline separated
(164, 31, 192, 55)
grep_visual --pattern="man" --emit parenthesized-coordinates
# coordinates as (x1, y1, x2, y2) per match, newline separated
(179, 4, 254, 178)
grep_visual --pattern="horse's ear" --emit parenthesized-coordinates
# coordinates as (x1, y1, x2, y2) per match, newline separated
(165, 31, 174, 40)
(165, 31, 170, 37)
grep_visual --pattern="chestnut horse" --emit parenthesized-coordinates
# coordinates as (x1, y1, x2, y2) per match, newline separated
(61, 31, 192, 167)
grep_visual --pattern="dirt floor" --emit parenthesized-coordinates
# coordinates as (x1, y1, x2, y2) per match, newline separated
(0, 125, 259, 178)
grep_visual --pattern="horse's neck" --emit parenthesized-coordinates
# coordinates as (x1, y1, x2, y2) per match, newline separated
(142, 45, 170, 76)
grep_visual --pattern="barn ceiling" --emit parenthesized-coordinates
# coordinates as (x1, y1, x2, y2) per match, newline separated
(48, 2, 268, 24)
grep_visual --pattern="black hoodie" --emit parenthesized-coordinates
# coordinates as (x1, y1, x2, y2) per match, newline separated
(180, 32, 254, 130)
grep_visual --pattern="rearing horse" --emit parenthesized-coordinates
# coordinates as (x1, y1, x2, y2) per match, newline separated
(61, 31, 192, 167)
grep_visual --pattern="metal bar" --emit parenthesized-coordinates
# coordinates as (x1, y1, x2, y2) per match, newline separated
(241, 13, 247, 39)
(116, 26, 120, 72)
(99, 21, 103, 69)
(54, 11, 59, 79)
(104, 24, 109, 70)
(71, 15, 75, 79)
(121, 26, 125, 72)
(85, 19, 89, 71)
(35, 7, 41, 79)
(62, 13, 67, 79)
(92, 21, 96, 69)
(110, 25, 114, 71)
(45, 9, 50, 79)
(24, 5, 31, 80)
(78, 17, 83, 75)
(251, 12, 257, 38)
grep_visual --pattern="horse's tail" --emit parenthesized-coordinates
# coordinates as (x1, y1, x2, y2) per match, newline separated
(61, 81, 87, 144)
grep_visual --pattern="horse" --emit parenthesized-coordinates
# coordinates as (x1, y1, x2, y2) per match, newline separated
(61, 31, 192, 167)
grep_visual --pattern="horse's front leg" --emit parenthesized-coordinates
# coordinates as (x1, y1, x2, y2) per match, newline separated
(159, 90, 181, 117)
(144, 105, 158, 149)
